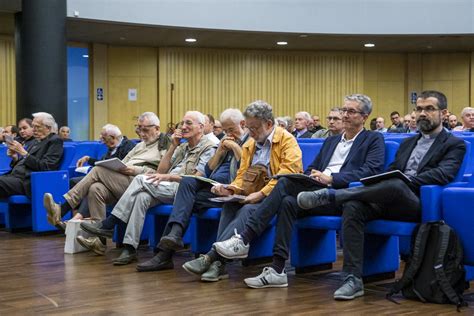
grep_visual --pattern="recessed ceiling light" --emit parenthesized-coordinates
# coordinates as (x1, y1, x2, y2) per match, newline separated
(426, 45, 432, 49)
(185, 38, 197, 43)
(299, 34, 308, 38)
(277, 41, 288, 46)
(119, 37, 126, 41)
(82, 54, 89, 58)
(364, 43, 375, 48)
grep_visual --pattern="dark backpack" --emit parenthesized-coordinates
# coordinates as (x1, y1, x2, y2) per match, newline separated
(387, 221, 469, 311)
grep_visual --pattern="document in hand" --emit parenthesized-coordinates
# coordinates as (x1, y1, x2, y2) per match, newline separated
(273, 173, 321, 186)
(181, 175, 221, 186)
(94, 158, 127, 171)
(360, 170, 411, 186)
(208, 195, 247, 203)
(74, 166, 92, 174)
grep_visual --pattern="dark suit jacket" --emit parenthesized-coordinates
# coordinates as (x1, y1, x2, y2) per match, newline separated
(388, 129, 466, 195)
(10, 133, 64, 195)
(88, 136, 136, 166)
(293, 130, 314, 139)
(305, 129, 385, 188)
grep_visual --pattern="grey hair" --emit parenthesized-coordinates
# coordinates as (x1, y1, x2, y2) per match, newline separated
(296, 111, 311, 122)
(344, 94, 372, 115)
(220, 108, 244, 125)
(102, 124, 123, 139)
(138, 112, 160, 126)
(461, 107, 474, 118)
(185, 111, 206, 125)
(243, 100, 274, 122)
(59, 126, 70, 132)
(330, 107, 341, 112)
(275, 117, 288, 128)
(32, 112, 56, 129)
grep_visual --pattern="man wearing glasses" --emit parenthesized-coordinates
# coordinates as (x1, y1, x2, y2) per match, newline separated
(312, 107, 344, 138)
(207, 94, 385, 288)
(80, 111, 217, 265)
(298, 90, 466, 301)
(0, 112, 63, 198)
(44, 112, 171, 233)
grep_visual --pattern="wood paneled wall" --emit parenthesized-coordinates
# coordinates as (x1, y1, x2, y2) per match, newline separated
(158, 48, 363, 127)
(0, 36, 15, 127)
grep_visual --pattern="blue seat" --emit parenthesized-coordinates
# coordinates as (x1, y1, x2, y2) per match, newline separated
(0, 145, 12, 174)
(298, 142, 323, 171)
(67, 142, 103, 177)
(297, 138, 325, 143)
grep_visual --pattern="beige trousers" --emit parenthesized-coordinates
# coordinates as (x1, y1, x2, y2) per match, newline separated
(64, 166, 134, 220)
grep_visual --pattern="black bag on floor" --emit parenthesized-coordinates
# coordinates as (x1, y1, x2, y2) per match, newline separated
(387, 221, 469, 311)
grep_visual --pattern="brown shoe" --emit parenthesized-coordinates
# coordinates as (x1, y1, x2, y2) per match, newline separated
(76, 236, 106, 255)
(44, 193, 61, 226)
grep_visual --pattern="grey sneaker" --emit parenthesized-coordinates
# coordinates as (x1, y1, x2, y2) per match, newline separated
(44, 193, 61, 226)
(76, 236, 106, 255)
(214, 229, 250, 259)
(182, 254, 212, 276)
(244, 267, 288, 289)
(201, 261, 229, 282)
(333, 274, 364, 300)
(297, 188, 331, 210)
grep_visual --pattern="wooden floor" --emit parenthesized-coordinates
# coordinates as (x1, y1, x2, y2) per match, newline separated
(0, 231, 473, 315)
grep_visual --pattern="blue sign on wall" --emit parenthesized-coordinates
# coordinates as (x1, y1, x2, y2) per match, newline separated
(97, 88, 103, 101)
(410, 92, 417, 104)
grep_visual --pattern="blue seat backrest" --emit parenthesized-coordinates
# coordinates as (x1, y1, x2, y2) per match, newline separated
(383, 141, 399, 170)
(95, 143, 108, 160)
(458, 136, 474, 176)
(298, 142, 323, 171)
(452, 140, 471, 182)
(0, 145, 12, 170)
(68, 142, 99, 168)
(59, 145, 77, 170)
(297, 138, 325, 143)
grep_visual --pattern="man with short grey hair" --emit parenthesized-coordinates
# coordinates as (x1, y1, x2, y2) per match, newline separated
(44, 112, 171, 229)
(0, 112, 63, 198)
(292, 111, 313, 138)
(453, 107, 474, 131)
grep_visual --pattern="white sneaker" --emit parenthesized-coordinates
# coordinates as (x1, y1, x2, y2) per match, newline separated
(214, 229, 250, 259)
(244, 267, 288, 289)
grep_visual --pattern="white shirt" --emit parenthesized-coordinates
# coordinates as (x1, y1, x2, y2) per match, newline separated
(203, 132, 220, 145)
(252, 127, 276, 176)
(322, 129, 363, 176)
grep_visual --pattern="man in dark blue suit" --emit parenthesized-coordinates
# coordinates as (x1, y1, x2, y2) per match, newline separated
(212, 94, 385, 288)
(298, 90, 466, 301)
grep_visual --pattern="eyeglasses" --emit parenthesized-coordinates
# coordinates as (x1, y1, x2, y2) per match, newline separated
(340, 108, 364, 115)
(326, 116, 342, 121)
(99, 135, 115, 143)
(414, 106, 439, 113)
(135, 125, 157, 133)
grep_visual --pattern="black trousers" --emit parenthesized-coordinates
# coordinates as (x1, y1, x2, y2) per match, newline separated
(0, 174, 26, 198)
(162, 177, 222, 237)
(336, 178, 421, 277)
(245, 177, 335, 260)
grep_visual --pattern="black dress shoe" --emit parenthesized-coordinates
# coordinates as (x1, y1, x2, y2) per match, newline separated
(80, 221, 114, 239)
(113, 248, 137, 266)
(136, 255, 174, 272)
(158, 235, 184, 251)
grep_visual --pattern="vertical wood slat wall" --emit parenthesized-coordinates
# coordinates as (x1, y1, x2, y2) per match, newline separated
(158, 48, 363, 127)
(0, 37, 15, 126)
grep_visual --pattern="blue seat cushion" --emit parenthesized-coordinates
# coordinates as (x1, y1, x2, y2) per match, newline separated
(147, 204, 173, 215)
(365, 220, 416, 236)
(296, 216, 342, 230)
(9, 195, 31, 204)
(196, 207, 222, 219)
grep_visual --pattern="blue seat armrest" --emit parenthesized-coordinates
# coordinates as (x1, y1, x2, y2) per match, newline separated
(420, 185, 444, 222)
(30, 170, 69, 232)
(349, 181, 362, 188)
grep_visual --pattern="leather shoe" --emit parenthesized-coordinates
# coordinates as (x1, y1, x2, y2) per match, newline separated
(113, 248, 137, 265)
(136, 255, 174, 272)
(80, 221, 114, 239)
(158, 235, 184, 251)
(44, 193, 61, 226)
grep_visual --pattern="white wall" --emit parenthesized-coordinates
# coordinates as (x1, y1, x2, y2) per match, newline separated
(67, 0, 474, 35)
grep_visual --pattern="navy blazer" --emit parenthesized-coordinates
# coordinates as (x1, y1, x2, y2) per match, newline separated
(305, 129, 385, 188)
(293, 130, 314, 139)
(388, 129, 466, 195)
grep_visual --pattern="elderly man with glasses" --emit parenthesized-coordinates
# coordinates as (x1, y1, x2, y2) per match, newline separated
(44, 112, 171, 232)
(0, 112, 63, 198)
(312, 107, 344, 138)
(298, 90, 466, 301)
(210, 94, 385, 288)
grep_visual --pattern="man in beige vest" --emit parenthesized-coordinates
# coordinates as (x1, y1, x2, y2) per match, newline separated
(44, 112, 170, 241)
(81, 111, 217, 265)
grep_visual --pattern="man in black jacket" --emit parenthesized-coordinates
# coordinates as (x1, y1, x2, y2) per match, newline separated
(297, 90, 466, 301)
(0, 112, 63, 198)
